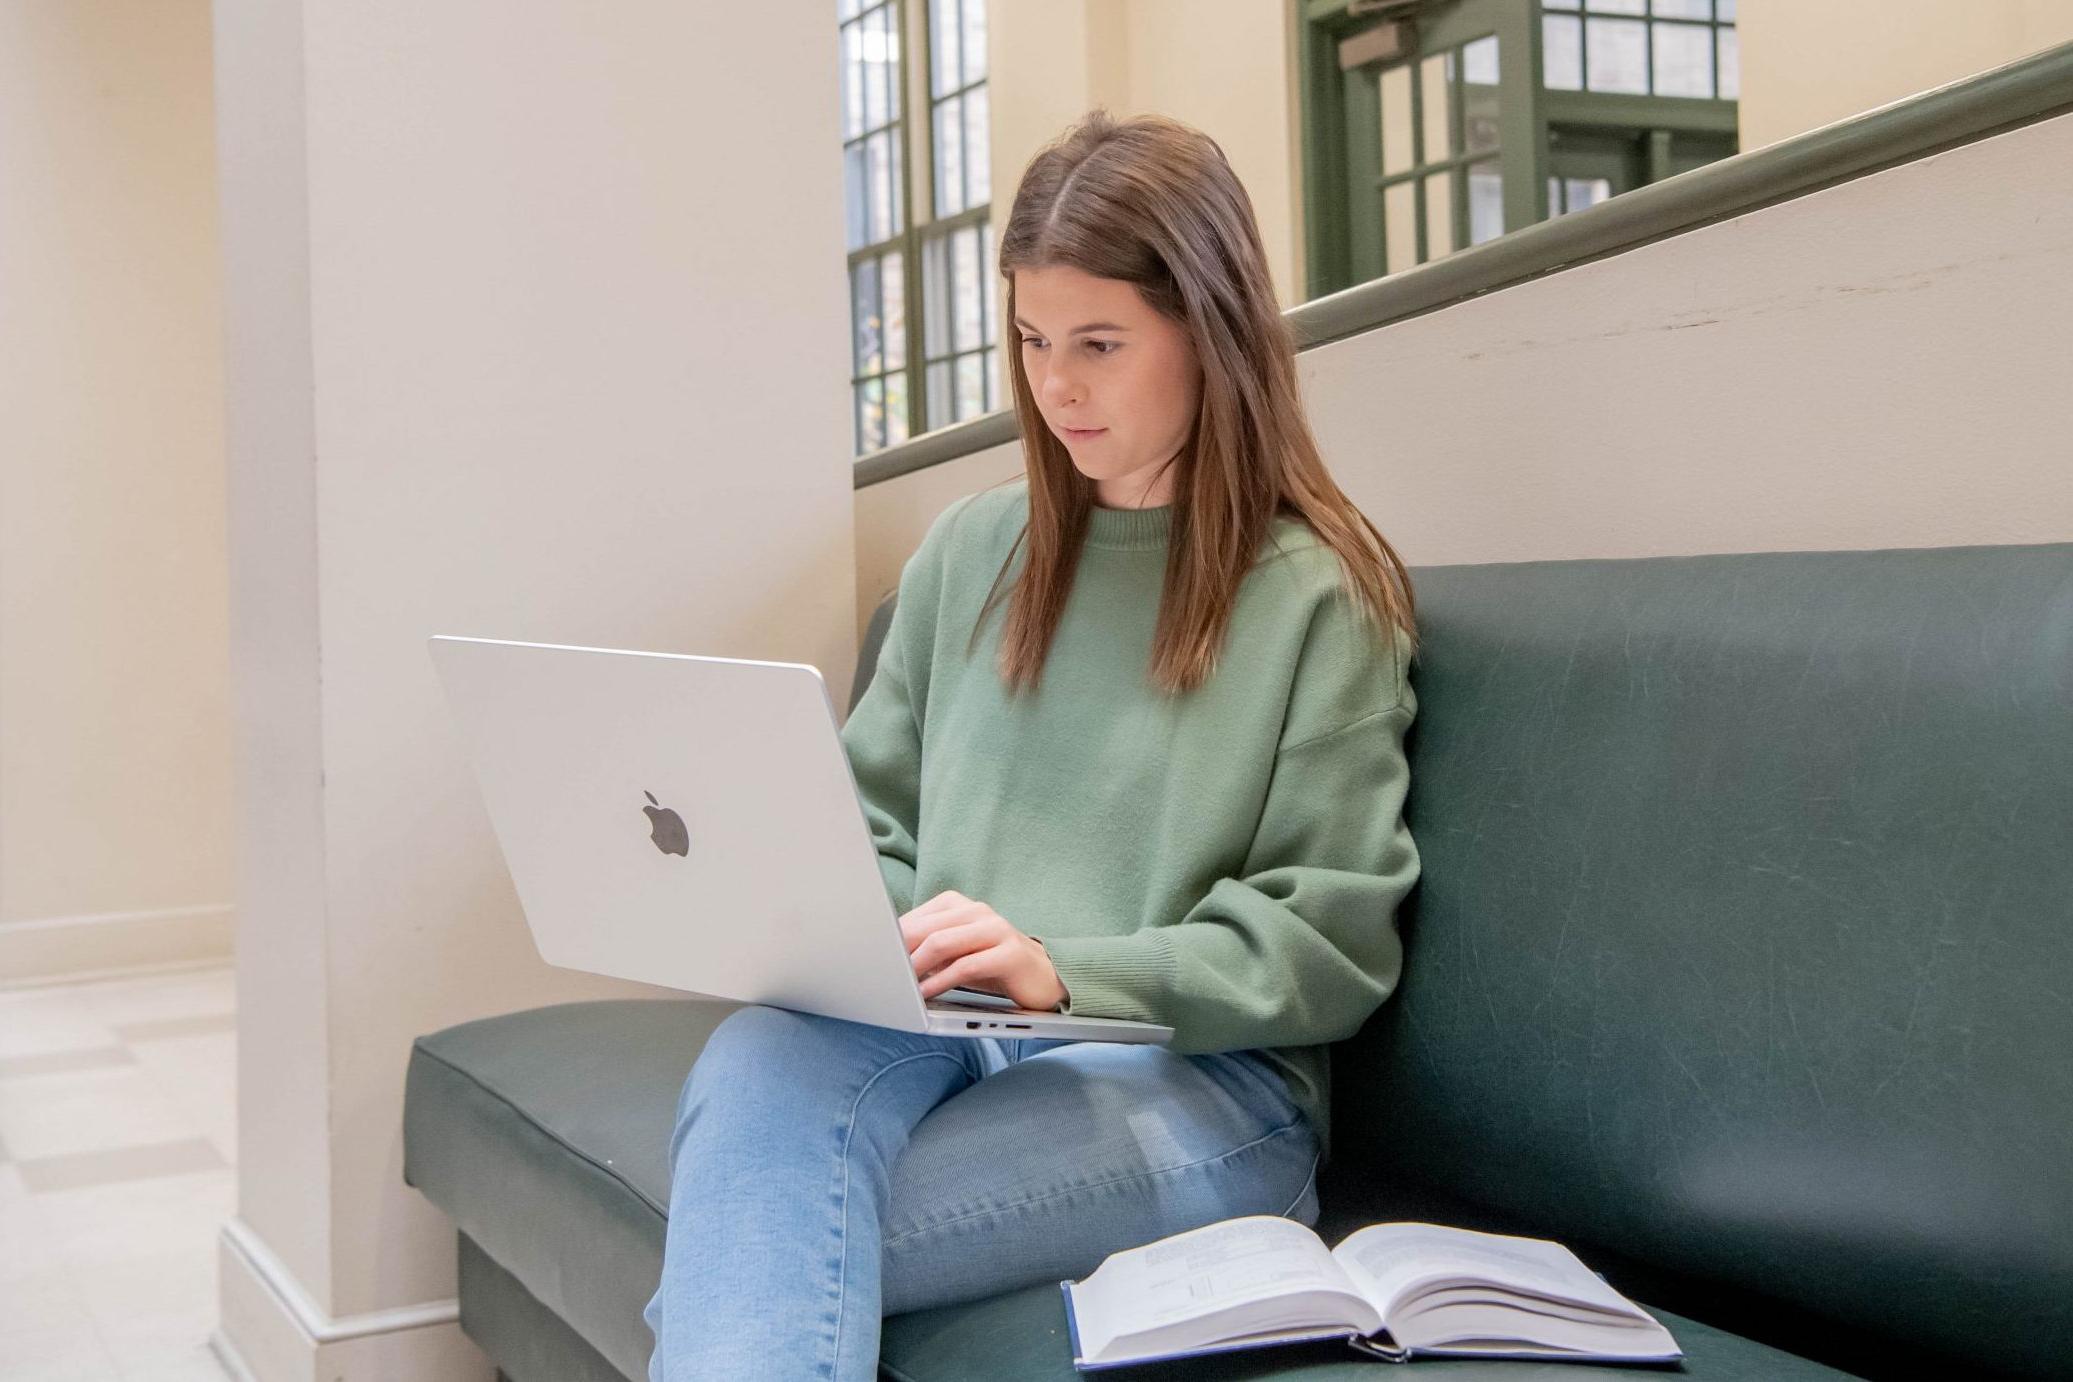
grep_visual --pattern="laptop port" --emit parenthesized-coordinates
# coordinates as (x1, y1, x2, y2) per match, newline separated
(966, 1021, 980, 1029)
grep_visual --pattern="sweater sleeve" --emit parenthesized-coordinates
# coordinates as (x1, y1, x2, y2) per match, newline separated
(1037, 591, 1421, 1053)
(838, 499, 963, 918)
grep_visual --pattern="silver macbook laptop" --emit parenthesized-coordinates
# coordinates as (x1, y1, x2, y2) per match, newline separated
(426, 634, 1173, 1045)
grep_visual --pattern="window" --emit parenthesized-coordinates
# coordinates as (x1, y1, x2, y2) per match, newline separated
(841, 0, 997, 458)
(1301, 1, 1740, 298)
(1542, 0, 1739, 101)
(1378, 34, 1504, 274)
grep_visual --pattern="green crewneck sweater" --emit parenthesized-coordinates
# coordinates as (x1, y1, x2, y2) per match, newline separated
(839, 480, 1419, 1165)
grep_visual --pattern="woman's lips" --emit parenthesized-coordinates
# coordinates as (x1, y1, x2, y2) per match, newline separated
(1061, 426, 1107, 441)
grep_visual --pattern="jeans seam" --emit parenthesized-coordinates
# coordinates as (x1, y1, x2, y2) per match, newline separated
(881, 1116, 1312, 1251)
(1280, 1144, 1322, 1218)
(830, 1049, 973, 1378)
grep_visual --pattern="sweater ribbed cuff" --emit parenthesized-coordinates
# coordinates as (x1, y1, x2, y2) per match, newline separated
(1033, 931, 1177, 1025)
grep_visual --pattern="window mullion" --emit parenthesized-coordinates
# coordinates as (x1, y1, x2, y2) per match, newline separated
(901, 0, 929, 444)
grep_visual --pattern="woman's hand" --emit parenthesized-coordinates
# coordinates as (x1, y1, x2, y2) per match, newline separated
(900, 889, 1068, 1012)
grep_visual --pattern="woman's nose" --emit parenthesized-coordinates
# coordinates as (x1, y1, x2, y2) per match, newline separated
(1041, 363, 1084, 409)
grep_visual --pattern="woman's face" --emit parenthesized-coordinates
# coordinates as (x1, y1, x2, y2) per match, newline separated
(1011, 263, 1202, 509)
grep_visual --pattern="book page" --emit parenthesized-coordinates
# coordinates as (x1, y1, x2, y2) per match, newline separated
(1330, 1222, 1643, 1322)
(1069, 1214, 1379, 1359)
(1384, 1297, 1679, 1357)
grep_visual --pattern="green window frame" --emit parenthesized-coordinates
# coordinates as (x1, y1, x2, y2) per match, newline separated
(1299, 0, 1737, 300)
(842, 0, 998, 459)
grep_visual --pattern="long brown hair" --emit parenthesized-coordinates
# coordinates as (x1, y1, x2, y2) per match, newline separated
(967, 107, 1417, 698)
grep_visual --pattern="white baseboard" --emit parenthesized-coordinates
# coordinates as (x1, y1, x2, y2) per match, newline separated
(0, 903, 233, 986)
(216, 1217, 494, 1381)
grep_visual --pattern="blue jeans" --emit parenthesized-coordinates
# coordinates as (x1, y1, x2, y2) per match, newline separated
(641, 1003, 1323, 1381)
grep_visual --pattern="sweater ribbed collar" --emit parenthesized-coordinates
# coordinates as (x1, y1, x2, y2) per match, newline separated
(1083, 501, 1173, 551)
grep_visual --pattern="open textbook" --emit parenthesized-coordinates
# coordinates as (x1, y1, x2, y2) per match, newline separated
(1060, 1215, 1684, 1370)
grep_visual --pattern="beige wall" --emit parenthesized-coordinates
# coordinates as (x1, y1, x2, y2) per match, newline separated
(1738, 0, 2073, 151)
(988, 0, 1307, 312)
(0, 0, 234, 983)
(861, 109, 2073, 605)
(211, 0, 856, 1375)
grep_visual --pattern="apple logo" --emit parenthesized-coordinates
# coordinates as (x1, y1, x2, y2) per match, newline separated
(643, 790, 689, 857)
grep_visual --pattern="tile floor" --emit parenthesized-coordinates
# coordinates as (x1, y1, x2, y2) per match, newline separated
(0, 962, 239, 1381)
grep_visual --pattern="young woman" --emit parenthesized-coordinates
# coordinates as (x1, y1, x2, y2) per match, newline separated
(643, 108, 1422, 1381)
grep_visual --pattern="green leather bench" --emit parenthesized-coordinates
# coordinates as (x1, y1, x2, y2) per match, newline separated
(403, 539, 2073, 1381)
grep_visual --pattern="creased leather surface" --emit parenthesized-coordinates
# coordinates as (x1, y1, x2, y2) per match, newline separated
(1329, 541, 2073, 1380)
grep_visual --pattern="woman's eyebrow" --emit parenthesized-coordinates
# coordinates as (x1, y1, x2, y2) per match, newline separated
(1013, 317, 1132, 334)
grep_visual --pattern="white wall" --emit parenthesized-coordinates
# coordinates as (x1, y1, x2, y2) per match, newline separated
(0, 0, 234, 983)
(861, 108, 2073, 608)
(211, 0, 856, 1374)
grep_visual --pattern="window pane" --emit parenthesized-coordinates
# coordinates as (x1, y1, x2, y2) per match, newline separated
(864, 7, 891, 129)
(869, 128, 896, 241)
(840, 20, 863, 141)
(1652, 21, 1714, 98)
(888, 124, 904, 234)
(843, 141, 868, 249)
(1717, 26, 1740, 99)
(1718, 0, 1737, 19)
(929, 0, 960, 99)
(862, 375, 886, 451)
(982, 345, 997, 411)
(884, 249, 906, 370)
(1380, 63, 1414, 175)
(1424, 170, 1454, 258)
(1564, 176, 1612, 211)
(934, 94, 964, 217)
(953, 224, 981, 352)
(956, 352, 984, 421)
(977, 219, 994, 344)
(884, 369, 909, 446)
(1586, 17, 1649, 94)
(1543, 16, 1582, 91)
(965, 83, 991, 207)
(1468, 160, 1502, 245)
(926, 360, 951, 430)
(962, 0, 987, 87)
(1544, 0, 1578, 7)
(1421, 51, 1454, 164)
(852, 257, 881, 374)
(923, 233, 949, 359)
(839, 0, 866, 22)
(1464, 36, 1500, 155)
(1463, 33, 1499, 85)
(1590, 0, 1645, 13)
(1548, 175, 1562, 213)
(1654, 0, 1710, 17)
(1384, 180, 1417, 273)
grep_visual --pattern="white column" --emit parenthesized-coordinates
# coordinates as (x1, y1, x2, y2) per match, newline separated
(211, 1, 856, 1375)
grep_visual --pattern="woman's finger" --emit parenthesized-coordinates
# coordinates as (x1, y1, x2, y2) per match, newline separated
(910, 917, 1002, 973)
(900, 898, 990, 951)
(919, 946, 1002, 999)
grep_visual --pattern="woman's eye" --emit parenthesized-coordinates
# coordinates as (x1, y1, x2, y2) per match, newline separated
(1019, 338, 1116, 354)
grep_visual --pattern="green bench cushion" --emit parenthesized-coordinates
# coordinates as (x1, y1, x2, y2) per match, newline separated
(407, 999, 1853, 1381)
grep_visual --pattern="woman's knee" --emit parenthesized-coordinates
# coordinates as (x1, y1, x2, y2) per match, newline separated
(683, 1004, 828, 1096)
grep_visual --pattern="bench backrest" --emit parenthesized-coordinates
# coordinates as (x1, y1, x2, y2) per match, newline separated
(1330, 541, 2072, 1380)
(854, 540, 2073, 1379)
